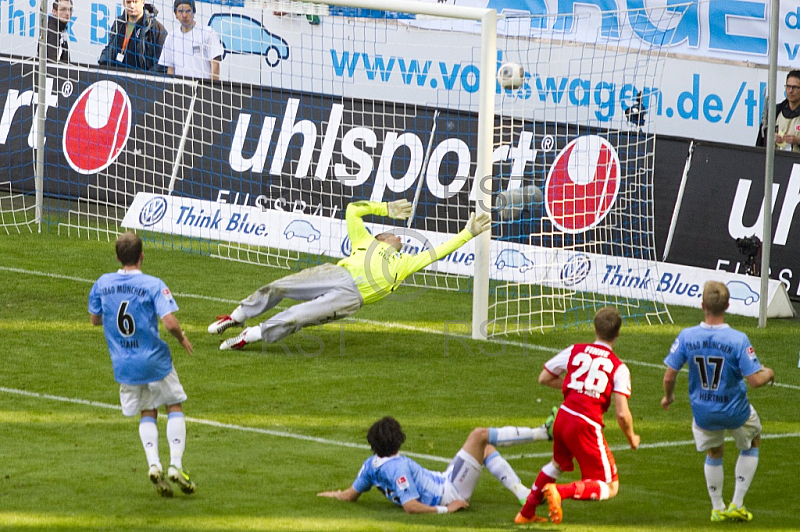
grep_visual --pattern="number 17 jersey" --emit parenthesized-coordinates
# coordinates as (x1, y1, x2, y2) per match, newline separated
(89, 270, 178, 385)
(544, 342, 631, 426)
(664, 322, 762, 430)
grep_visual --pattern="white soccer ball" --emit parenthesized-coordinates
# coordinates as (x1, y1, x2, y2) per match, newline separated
(497, 62, 525, 90)
(497, 185, 543, 221)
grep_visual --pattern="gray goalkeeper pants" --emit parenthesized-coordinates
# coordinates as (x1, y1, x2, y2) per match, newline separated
(238, 263, 364, 344)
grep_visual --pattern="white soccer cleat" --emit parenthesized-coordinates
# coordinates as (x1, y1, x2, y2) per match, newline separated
(208, 315, 243, 334)
(220, 330, 249, 351)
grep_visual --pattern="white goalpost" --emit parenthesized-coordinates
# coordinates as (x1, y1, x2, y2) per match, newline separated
(0, 0, 680, 337)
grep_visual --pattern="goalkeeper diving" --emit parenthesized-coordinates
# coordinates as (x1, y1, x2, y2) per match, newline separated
(208, 200, 490, 350)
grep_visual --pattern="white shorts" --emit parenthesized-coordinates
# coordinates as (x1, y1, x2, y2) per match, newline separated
(692, 405, 761, 452)
(119, 368, 187, 417)
(439, 449, 483, 504)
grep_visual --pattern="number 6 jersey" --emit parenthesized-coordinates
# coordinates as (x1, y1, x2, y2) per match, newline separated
(544, 341, 631, 426)
(89, 269, 178, 385)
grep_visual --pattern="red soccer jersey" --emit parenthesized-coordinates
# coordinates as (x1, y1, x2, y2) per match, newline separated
(544, 342, 631, 425)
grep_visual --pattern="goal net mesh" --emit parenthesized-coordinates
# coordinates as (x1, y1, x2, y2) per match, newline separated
(0, 0, 682, 333)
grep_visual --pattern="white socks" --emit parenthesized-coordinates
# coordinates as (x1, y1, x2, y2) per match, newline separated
(704, 456, 725, 511)
(732, 449, 759, 507)
(231, 306, 246, 323)
(139, 417, 160, 468)
(244, 326, 263, 343)
(485, 451, 525, 496)
(140, 413, 188, 471)
(167, 411, 187, 469)
(488, 426, 548, 446)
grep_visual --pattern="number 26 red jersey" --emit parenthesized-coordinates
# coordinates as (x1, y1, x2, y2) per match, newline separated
(544, 342, 631, 426)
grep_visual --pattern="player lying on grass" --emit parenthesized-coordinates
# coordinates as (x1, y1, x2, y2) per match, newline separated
(208, 199, 490, 350)
(318, 413, 557, 514)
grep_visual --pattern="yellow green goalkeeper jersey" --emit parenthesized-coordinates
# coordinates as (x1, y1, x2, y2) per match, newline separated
(337, 201, 473, 305)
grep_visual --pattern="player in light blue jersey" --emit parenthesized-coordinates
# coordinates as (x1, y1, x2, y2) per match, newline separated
(662, 281, 774, 523)
(318, 414, 556, 514)
(89, 232, 196, 498)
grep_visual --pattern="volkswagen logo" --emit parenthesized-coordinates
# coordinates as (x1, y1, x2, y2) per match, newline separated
(139, 197, 168, 227)
(560, 254, 591, 286)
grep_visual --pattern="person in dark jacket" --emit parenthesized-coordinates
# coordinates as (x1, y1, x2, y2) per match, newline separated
(98, 0, 167, 72)
(42, 0, 72, 63)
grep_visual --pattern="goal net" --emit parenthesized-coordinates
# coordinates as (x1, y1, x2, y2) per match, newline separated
(0, 0, 681, 336)
(487, 7, 684, 334)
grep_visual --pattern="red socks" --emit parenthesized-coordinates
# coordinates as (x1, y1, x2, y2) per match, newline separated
(519, 471, 556, 518)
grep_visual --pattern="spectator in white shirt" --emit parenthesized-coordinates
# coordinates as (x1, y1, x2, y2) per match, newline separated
(159, 0, 223, 80)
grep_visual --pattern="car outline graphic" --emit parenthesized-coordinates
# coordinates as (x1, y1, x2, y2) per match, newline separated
(726, 280, 759, 306)
(495, 249, 534, 273)
(284, 220, 321, 242)
(208, 13, 290, 67)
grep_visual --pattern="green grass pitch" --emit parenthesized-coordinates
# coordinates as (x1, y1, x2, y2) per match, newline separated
(1, 232, 799, 531)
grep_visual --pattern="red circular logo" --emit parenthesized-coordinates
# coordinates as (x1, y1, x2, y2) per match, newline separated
(62, 80, 131, 175)
(544, 135, 620, 234)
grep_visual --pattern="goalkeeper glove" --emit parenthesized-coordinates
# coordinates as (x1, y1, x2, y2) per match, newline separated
(465, 212, 491, 237)
(387, 199, 413, 219)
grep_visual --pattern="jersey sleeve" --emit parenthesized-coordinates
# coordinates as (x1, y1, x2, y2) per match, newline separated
(612, 363, 632, 397)
(346, 201, 387, 249)
(88, 281, 102, 315)
(152, 279, 179, 319)
(663, 333, 687, 371)
(737, 333, 763, 377)
(544, 346, 572, 376)
(351, 459, 373, 494)
(393, 229, 472, 281)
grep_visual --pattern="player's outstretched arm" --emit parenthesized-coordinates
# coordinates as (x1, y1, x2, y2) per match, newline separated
(317, 486, 361, 502)
(162, 313, 193, 355)
(614, 393, 640, 449)
(402, 498, 468, 514)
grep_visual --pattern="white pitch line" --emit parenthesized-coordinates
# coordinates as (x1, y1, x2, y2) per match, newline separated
(3, 265, 800, 393)
(0, 265, 239, 304)
(2, 386, 798, 466)
(504, 432, 800, 460)
(0, 386, 449, 463)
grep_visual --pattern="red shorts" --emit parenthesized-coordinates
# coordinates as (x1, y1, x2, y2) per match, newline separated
(552, 406, 618, 483)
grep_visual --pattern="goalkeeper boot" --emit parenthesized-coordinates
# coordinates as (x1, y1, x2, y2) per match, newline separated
(542, 483, 563, 524)
(723, 502, 753, 522)
(220, 329, 250, 350)
(710, 508, 727, 522)
(167, 466, 196, 495)
(545, 406, 559, 440)
(208, 315, 243, 334)
(148, 464, 173, 498)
